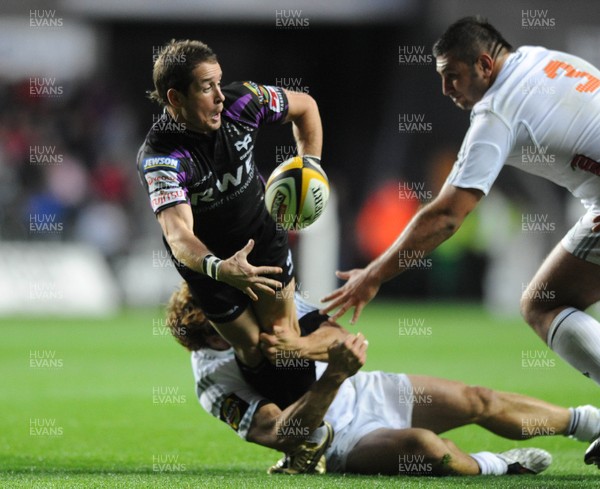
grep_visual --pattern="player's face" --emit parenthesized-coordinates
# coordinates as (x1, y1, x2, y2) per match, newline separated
(436, 54, 489, 110)
(177, 62, 224, 133)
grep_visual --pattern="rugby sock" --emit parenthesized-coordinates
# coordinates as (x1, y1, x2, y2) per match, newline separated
(547, 307, 600, 385)
(470, 452, 508, 475)
(566, 405, 600, 442)
(305, 423, 329, 445)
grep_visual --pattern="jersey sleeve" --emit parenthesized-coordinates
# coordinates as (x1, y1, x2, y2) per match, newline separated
(137, 152, 189, 214)
(446, 110, 514, 195)
(222, 81, 289, 129)
(193, 352, 268, 441)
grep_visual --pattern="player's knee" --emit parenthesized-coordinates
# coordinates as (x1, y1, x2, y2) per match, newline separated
(441, 437, 459, 452)
(521, 293, 564, 344)
(397, 430, 458, 476)
(520, 291, 551, 331)
(403, 429, 447, 459)
(463, 385, 497, 422)
(520, 292, 536, 324)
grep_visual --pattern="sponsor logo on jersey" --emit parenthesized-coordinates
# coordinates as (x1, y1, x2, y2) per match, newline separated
(143, 156, 180, 172)
(265, 86, 284, 113)
(234, 134, 252, 152)
(243, 81, 264, 103)
(150, 189, 186, 211)
(146, 172, 180, 193)
(189, 156, 254, 205)
(146, 173, 178, 186)
(219, 394, 249, 432)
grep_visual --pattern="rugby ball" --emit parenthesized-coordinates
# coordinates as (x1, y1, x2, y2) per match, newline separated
(264, 156, 329, 230)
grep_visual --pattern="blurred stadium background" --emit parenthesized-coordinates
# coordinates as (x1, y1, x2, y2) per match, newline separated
(2, 0, 600, 316)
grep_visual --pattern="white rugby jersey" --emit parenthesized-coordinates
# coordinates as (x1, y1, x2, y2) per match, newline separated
(191, 295, 355, 440)
(447, 46, 600, 210)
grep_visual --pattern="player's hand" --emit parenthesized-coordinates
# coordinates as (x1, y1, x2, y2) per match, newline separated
(259, 324, 303, 363)
(320, 268, 381, 325)
(325, 332, 368, 380)
(592, 215, 600, 233)
(218, 239, 283, 301)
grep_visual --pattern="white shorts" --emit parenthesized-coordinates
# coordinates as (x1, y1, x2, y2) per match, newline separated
(561, 210, 600, 266)
(324, 371, 413, 473)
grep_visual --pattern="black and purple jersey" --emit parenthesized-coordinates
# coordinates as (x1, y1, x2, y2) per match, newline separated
(137, 81, 289, 258)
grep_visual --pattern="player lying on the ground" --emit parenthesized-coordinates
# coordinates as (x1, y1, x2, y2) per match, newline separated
(166, 284, 600, 476)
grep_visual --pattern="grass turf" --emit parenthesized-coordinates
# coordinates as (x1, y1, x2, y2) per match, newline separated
(1, 301, 599, 488)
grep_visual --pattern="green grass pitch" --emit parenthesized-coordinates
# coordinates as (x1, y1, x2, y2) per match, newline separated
(1, 301, 599, 488)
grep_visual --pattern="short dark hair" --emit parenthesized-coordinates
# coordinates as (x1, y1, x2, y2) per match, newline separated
(432, 16, 513, 64)
(149, 39, 218, 107)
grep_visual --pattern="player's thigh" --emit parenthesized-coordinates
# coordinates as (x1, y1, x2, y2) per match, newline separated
(251, 277, 300, 335)
(209, 307, 261, 351)
(181, 270, 261, 349)
(408, 375, 489, 434)
(522, 242, 600, 314)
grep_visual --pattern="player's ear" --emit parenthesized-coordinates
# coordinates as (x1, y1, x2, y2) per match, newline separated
(477, 53, 494, 77)
(167, 88, 183, 108)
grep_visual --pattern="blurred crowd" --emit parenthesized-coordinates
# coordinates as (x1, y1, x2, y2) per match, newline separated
(0, 78, 149, 265)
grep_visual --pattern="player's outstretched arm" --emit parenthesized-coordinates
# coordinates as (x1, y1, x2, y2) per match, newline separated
(259, 317, 351, 362)
(158, 204, 283, 300)
(284, 90, 322, 159)
(247, 333, 367, 451)
(321, 184, 483, 324)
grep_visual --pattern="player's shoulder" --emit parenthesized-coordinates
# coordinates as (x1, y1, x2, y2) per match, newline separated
(192, 349, 259, 394)
(192, 347, 236, 374)
(137, 142, 184, 174)
(511, 45, 563, 70)
(138, 119, 177, 156)
(223, 81, 287, 117)
(519, 44, 598, 73)
(137, 117, 191, 173)
(223, 80, 278, 102)
(472, 47, 548, 115)
(515, 45, 550, 56)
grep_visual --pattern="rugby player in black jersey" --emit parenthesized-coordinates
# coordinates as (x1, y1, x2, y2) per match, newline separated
(137, 39, 323, 407)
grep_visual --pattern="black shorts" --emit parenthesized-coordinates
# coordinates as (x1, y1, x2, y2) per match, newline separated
(234, 310, 328, 409)
(163, 225, 294, 323)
